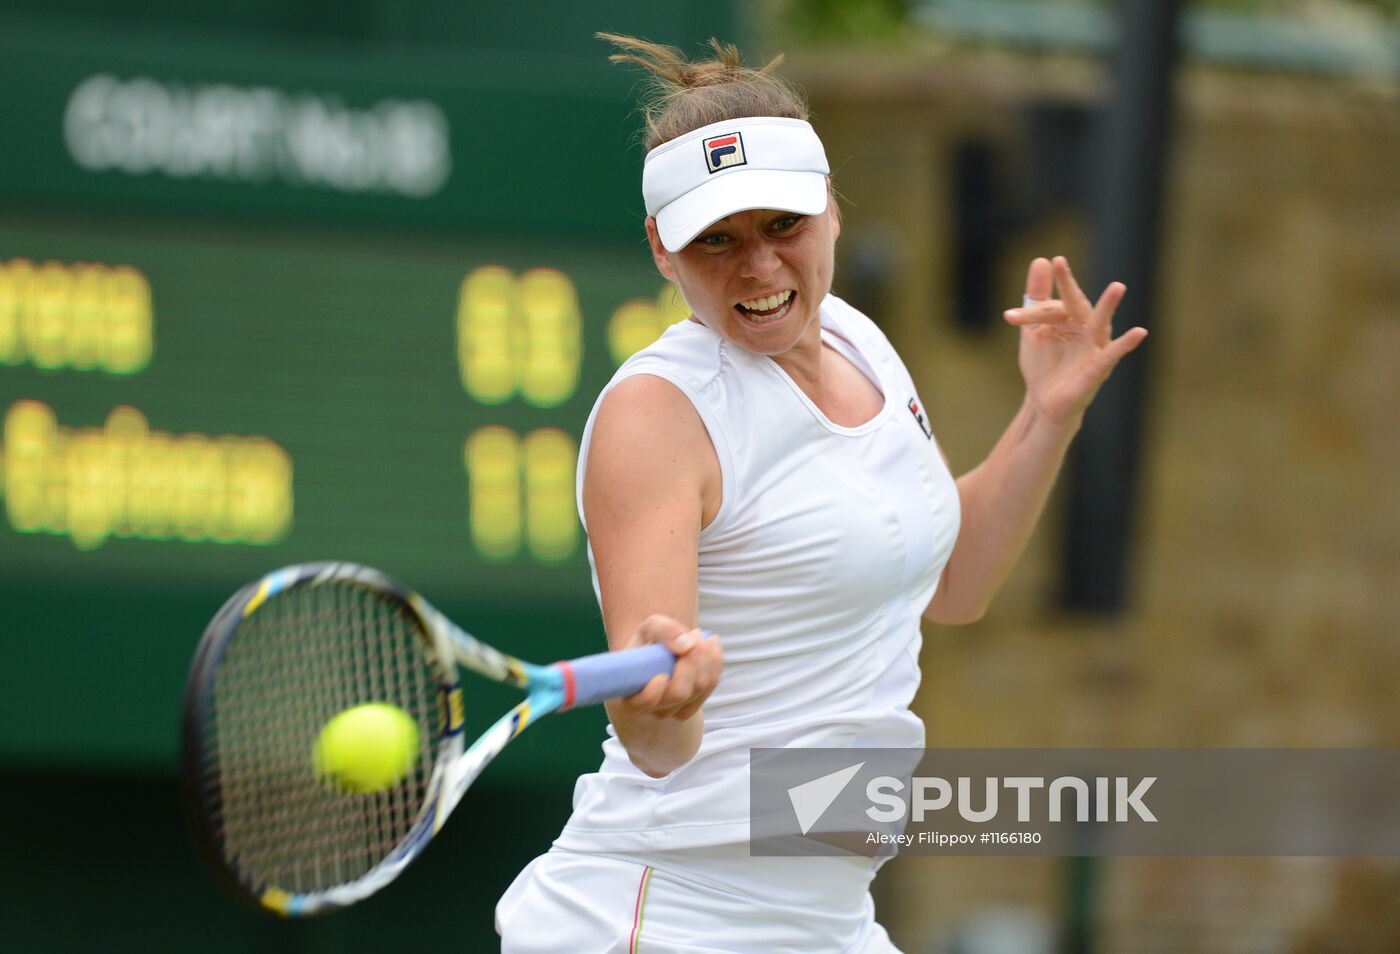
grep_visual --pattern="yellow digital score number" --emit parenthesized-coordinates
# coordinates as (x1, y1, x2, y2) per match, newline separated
(0, 259, 153, 373)
(464, 425, 522, 560)
(455, 268, 690, 565)
(606, 283, 691, 366)
(456, 266, 581, 407)
(464, 425, 577, 563)
(522, 428, 577, 563)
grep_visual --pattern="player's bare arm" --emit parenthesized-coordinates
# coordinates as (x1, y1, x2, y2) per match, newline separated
(925, 255, 1146, 625)
(583, 373, 724, 778)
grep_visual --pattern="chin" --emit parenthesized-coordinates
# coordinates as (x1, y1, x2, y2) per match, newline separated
(736, 307, 818, 357)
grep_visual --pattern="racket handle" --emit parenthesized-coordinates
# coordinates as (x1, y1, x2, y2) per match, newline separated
(556, 642, 680, 710)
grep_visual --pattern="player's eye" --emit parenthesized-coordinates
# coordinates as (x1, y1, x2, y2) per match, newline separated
(769, 215, 803, 233)
(693, 232, 730, 248)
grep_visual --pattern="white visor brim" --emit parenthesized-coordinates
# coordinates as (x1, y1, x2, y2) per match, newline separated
(654, 169, 830, 253)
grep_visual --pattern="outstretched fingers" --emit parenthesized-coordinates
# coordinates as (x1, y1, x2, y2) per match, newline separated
(1095, 326, 1150, 374)
(1052, 256, 1129, 344)
(1052, 256, 1094, 317)
(1093, 281, 1128, 332)
(1025, 256, 1053, 303)
(1005, 300, 1070, 325)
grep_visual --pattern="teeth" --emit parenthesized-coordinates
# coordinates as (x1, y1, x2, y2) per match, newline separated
(739, 290, 793, 312)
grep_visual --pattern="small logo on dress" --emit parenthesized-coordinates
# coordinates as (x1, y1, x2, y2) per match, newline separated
(907, 397, 933, 440)
(704, 132, 746, 173)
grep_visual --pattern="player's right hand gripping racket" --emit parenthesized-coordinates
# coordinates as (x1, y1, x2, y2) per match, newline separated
(181, 561, 676, 916)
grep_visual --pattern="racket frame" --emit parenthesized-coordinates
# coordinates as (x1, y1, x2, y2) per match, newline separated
(183, 560, 676, 917)
(182, 562, 466, 916)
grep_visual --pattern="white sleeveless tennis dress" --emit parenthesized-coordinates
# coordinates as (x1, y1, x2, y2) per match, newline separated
(497, 294, 961, 953)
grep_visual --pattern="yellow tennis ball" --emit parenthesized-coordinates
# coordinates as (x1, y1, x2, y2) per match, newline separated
(313, 703, 420, 794)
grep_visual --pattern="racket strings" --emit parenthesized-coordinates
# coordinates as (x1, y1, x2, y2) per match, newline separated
(381, 589, 434, 863)
(207, 582, 440, 894)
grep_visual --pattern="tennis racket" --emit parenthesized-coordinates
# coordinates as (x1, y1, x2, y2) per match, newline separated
(181, 560, 676, 916)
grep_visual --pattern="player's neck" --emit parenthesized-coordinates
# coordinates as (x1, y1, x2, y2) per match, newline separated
(767, 325, 825, 403)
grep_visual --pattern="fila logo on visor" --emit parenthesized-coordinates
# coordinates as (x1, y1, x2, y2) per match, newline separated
(704, 132, 747, 173)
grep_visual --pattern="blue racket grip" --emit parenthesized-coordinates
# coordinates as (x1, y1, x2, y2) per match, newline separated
(556, 641, 680, 710)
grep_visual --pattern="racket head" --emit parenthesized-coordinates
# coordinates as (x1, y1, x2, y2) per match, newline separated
(181, 562, 464, 916)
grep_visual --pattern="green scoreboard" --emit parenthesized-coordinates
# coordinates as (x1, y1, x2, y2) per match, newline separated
(0, 17, 698, 774)
(0, 217, 687, 594)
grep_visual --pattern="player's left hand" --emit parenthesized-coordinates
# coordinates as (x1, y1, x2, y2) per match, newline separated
(1002, 256, 1148, 429)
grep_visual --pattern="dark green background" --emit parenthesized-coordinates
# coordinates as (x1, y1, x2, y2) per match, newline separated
(0, 7, 743, 238)
(0, 2, 740, 949)
(0, 209, 663, 771)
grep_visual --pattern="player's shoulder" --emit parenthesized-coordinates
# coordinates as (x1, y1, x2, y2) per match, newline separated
(591, 361, 712, 454)
(596, 370, 697, 419)
(587, 320, 728, 491)
(587, 367, 716, 501)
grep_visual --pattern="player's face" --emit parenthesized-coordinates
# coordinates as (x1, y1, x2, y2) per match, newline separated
(646, 199, 840, 358)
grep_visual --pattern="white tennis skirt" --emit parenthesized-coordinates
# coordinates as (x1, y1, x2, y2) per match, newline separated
(496, 844, 903, 953)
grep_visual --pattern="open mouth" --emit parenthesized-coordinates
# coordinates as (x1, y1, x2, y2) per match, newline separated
(735, 289, 795, 324)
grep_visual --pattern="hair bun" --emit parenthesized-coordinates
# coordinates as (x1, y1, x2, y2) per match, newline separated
(598, 33, 808, 152)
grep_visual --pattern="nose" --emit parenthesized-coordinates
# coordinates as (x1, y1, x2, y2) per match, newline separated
(737, 235, 782, 281)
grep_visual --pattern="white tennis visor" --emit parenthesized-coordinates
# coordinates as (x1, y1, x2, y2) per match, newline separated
(642, 117, 831, 252)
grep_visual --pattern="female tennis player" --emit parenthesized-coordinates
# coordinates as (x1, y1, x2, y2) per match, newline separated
(496, 35, 1146, 952)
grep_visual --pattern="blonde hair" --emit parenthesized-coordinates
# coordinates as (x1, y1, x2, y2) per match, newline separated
(598, 33, 810, 151)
